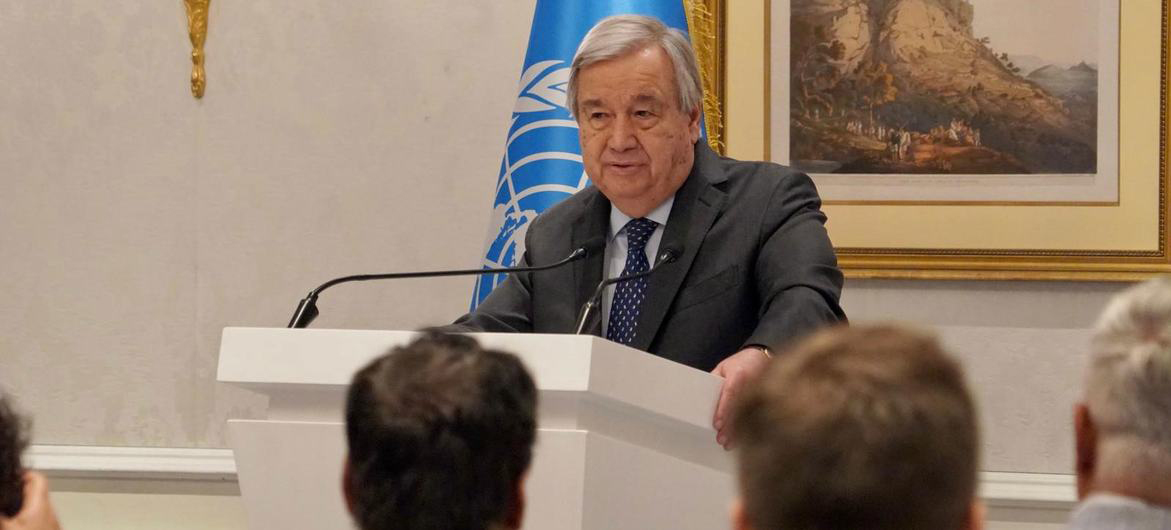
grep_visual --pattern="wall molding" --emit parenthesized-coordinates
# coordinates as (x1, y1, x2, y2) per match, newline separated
(980, 471, 1077, 508)
(28, 445, 1077, 506)
(28, 445, 236, 481)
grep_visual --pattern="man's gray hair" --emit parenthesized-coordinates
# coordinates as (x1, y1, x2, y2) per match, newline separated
(1085, 276, 1171, 482)
(566, 15, 703, 118)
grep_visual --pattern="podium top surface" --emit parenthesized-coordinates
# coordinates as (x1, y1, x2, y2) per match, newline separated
(218, 327, 723, 431)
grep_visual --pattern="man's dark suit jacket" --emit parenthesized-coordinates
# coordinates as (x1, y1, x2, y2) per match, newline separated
(451, 142, 846, 371)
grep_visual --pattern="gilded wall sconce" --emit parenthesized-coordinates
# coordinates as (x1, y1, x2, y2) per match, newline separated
(184, 0, 210, 99)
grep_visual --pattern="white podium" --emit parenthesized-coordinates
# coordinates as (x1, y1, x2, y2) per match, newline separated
(217, 327, 736, 529)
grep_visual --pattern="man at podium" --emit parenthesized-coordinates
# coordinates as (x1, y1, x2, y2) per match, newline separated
(452, 15, 845, 445)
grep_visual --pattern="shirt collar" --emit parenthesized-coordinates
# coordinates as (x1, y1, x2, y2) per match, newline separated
(608, 195, 675, 241)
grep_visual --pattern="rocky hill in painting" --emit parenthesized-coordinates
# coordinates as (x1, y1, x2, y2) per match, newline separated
(790, 0, 1097, 174)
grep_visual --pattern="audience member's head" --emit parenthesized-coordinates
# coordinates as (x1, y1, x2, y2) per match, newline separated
(343, 332, 538, 530)
(0, 394, 27, 518)
(1075, 277, 1171, 505)
(730, 324, 982, 530)
(0, 393, 60, 530)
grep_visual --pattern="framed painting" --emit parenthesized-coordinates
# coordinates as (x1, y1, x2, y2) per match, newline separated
(768, 0, 1171, 280)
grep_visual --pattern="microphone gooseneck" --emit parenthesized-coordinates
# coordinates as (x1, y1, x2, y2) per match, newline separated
(287, 238, 605, 328)
(573, 246, 682, 335)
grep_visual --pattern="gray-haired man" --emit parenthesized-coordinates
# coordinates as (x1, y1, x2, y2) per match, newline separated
(1070, 277, 1171, 529)
(453, 14, 845, 447)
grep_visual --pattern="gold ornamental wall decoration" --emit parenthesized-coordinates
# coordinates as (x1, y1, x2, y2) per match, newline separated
(184, 0, 210, 99)
(684, 0, 725, 154)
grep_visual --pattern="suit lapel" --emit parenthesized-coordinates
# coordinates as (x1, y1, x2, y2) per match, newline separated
(572, 189, 611, 336)
(630, 144, 727, 352)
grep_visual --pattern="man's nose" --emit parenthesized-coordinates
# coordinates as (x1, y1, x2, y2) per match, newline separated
(607, 116, 638, 151)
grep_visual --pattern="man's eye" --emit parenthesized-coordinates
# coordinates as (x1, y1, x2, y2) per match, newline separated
(634, 110, 653, 118)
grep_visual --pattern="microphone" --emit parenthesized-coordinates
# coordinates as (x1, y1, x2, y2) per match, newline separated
(573, 245, 683, 335)
(287, 238, 605, 328)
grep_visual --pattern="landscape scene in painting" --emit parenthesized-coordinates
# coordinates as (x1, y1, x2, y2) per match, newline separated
(789, 0, 1099, 175)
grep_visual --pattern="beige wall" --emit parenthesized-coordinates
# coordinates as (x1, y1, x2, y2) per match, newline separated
(1, 0, 534, 448)
(48, 477, 244, 530)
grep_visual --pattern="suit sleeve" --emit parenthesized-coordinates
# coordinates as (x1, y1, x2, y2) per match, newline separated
(743, 169, 846, 350)
(444, 228, 538, 334)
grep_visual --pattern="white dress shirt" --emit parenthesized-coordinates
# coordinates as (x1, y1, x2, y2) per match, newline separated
(600, 196, 675, 337)
(1068, 493, 1171, 530)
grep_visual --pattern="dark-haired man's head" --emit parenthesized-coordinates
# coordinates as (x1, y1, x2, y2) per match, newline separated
(730, 324, 983, 530)
(0, 394, 60, 530)
(343, 332, 537, 530)
(0, 393, 28, 518)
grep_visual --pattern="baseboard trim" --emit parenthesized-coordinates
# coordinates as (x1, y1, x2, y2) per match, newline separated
(28, 445, 236, 481)
(27, 445, 1077, 506)
(980, 471, 1077, 507)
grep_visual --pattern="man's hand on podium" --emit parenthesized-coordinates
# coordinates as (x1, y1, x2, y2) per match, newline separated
(710, 347, 771, 449)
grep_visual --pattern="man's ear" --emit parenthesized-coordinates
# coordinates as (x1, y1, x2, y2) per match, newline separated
(502, 472, 528, 529)
(341, 454, 357, 516)
(730, 497, 753, 530)
(688, 104, 702, 143)
(1074, 403, 1098, 499)
(964, 499, 985, 530)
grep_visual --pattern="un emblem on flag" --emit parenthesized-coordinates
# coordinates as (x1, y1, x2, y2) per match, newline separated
(472, 60, 590, 308)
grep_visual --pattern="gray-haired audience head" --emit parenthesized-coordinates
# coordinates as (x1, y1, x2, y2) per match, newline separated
(1076, 277, 1171, 503)
(566, 14, 702, 119)
(342, 332, 538, 530)
(730, 324, 983, 530)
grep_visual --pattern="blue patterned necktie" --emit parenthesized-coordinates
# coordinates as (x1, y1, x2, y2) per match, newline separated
(607, 218, 658, 345)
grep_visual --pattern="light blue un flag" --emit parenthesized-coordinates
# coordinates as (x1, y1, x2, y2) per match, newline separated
(471, 0, 692, 309)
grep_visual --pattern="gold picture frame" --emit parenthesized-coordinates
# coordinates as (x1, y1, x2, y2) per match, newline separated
(766, 0, 1170, 281)
(686, 0, 726, 154)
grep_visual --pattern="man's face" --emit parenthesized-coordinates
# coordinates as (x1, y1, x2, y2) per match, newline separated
(575, 45, 700, 216)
